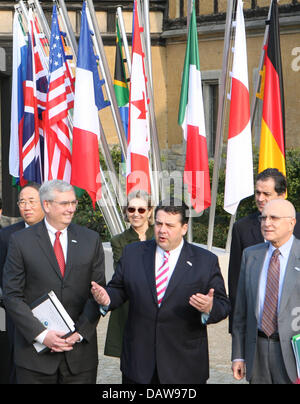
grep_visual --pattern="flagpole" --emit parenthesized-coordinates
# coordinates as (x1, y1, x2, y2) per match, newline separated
(137, 0, 161, 204)
(207, 0, 236, 251)
(86, 0, 128, 160)
(18, 0, 29, 25)
(57, 0, 78, 56)
(116, 6, 131, 76)
(29, 0, 51, 41)
(84, 3, 126, 234)
(186, 0, 193, 244)
(226, 0, 272, 250)
(250, 0, 272, 130)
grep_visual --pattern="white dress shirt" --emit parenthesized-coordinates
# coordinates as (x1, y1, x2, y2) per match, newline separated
(258, 235, 294, 329)
(35, 220, 75, 345)
(155, 238, 184, 288)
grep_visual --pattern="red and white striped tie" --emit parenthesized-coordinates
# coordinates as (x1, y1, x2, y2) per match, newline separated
(156, 250, 170, 306)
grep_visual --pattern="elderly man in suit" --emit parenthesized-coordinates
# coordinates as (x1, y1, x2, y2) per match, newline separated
(228, 168, 300, 332)
(232, 199, 300, 384)
(92, 199, 230, 384)
(3, 180, 105, 384)
(0, 183, 45, 384)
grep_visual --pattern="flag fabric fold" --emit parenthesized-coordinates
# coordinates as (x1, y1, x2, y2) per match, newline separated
(224, 0, 254, 215)
(9, 12, 27, 181)
(126, 0, 151, 196)
(258, 0, 286, 176)
(44, 5, 73, 183)
(71, 1, 109, 207)
(114, 20, 129, 137)
(21, 12, 47, 184)
(178, 2, 211, 213)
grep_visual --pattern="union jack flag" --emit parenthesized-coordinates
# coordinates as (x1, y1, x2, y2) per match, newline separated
(44, 5, 74, 182)
(21, 14, 47, 184)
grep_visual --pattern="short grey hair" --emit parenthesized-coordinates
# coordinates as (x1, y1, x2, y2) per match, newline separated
(39, 180, 74, 204)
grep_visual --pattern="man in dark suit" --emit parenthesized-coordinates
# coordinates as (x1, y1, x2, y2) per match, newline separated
(3, 180, 105, 384)
(0, 183, 45, 384)
(232, 199, 299, 383)
(228, 168, 300, 332)
(92, 199, 230, 384)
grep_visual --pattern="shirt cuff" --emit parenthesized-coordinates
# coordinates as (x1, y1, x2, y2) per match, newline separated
(35, 329, 48, 344)
(99, 304, 110, 316)
(201, 313, 210, 325)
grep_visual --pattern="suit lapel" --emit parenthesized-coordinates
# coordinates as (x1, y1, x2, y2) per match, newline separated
(160, 240, 193, 307)
(279, 239, 300, 315)
(64, 224, 78, 281)
(143, 240, 157, 305)
(250, 244, 269, 320)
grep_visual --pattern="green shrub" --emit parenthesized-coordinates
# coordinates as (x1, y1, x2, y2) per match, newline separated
(73, 147, 300, 247)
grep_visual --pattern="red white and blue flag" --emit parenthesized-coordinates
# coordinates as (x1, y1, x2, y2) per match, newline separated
(71, 1, 110, 207)
(44, 5, 74, 182)
(21, 13, 47, 184)
(9, 12, 27, 182)
(126, 0, 151, 195)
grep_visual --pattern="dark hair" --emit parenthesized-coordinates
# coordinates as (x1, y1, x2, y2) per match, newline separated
(155, 198, 189, 225)
(18, 183, 41, 199)
(256, 168, 287, 196)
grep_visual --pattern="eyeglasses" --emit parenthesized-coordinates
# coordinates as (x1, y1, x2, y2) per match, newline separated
(258, 215, 293, 223)
(49, 200, 78, 208)
(17, 200, 39, 208)
(127, 207, 147, 214)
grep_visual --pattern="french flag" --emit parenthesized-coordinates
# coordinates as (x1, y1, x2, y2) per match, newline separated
(71, 1, 109, 207)
(9, 12, 27, 182)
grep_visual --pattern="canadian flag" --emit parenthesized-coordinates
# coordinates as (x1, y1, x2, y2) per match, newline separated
(224, 0, 253, 215)
(126, 0, 151, 195)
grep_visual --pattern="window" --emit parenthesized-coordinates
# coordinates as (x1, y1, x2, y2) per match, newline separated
(202, 71, 220, 158)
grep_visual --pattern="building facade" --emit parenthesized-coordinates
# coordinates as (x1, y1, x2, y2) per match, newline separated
(0, 0, 299, 216)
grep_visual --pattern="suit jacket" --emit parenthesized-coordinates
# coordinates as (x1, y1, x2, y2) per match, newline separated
(231, 238, 300, 382)
(106, 239, 230, 384)
(228, 211, 300, 332)
(0, 221, 25, 288)
(3, 220, 105, 376)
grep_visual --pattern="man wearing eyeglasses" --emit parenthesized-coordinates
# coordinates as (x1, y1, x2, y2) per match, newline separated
(0, 183, 44, 384)
(228, 168, 300, 333)
(232, 199, 300, 383)
(2, 180, 105, 384)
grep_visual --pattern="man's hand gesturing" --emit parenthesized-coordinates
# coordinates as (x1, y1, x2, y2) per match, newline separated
(91, 281, 110, 306)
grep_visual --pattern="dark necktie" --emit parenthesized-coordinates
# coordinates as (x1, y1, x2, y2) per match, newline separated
(261, 248, 280, 336)
(54, 231, 65, 277)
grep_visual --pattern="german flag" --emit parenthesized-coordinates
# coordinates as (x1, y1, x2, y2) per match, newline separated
(258, 0, 286, 176)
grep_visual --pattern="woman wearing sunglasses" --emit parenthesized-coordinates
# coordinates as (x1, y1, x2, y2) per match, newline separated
(104, 191, 154, 363)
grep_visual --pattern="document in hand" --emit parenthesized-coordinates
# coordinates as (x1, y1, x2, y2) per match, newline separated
(292, 334, 300, 378)
(31, 291, 75, 353)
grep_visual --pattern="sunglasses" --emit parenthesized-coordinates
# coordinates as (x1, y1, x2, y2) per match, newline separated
(127, 207, 147, 214)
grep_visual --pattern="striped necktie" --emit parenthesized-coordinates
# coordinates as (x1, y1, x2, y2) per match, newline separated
(261, 248, 280, 337)
(54, 231, 65, 277)
(156, 250, 170, 306)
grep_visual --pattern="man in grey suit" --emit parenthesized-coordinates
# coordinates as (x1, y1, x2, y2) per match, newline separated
(3, 180, 105, 384)
(232, 199, 300, 384)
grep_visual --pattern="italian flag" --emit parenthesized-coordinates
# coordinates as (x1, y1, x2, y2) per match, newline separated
(178, 2, 211, 212)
